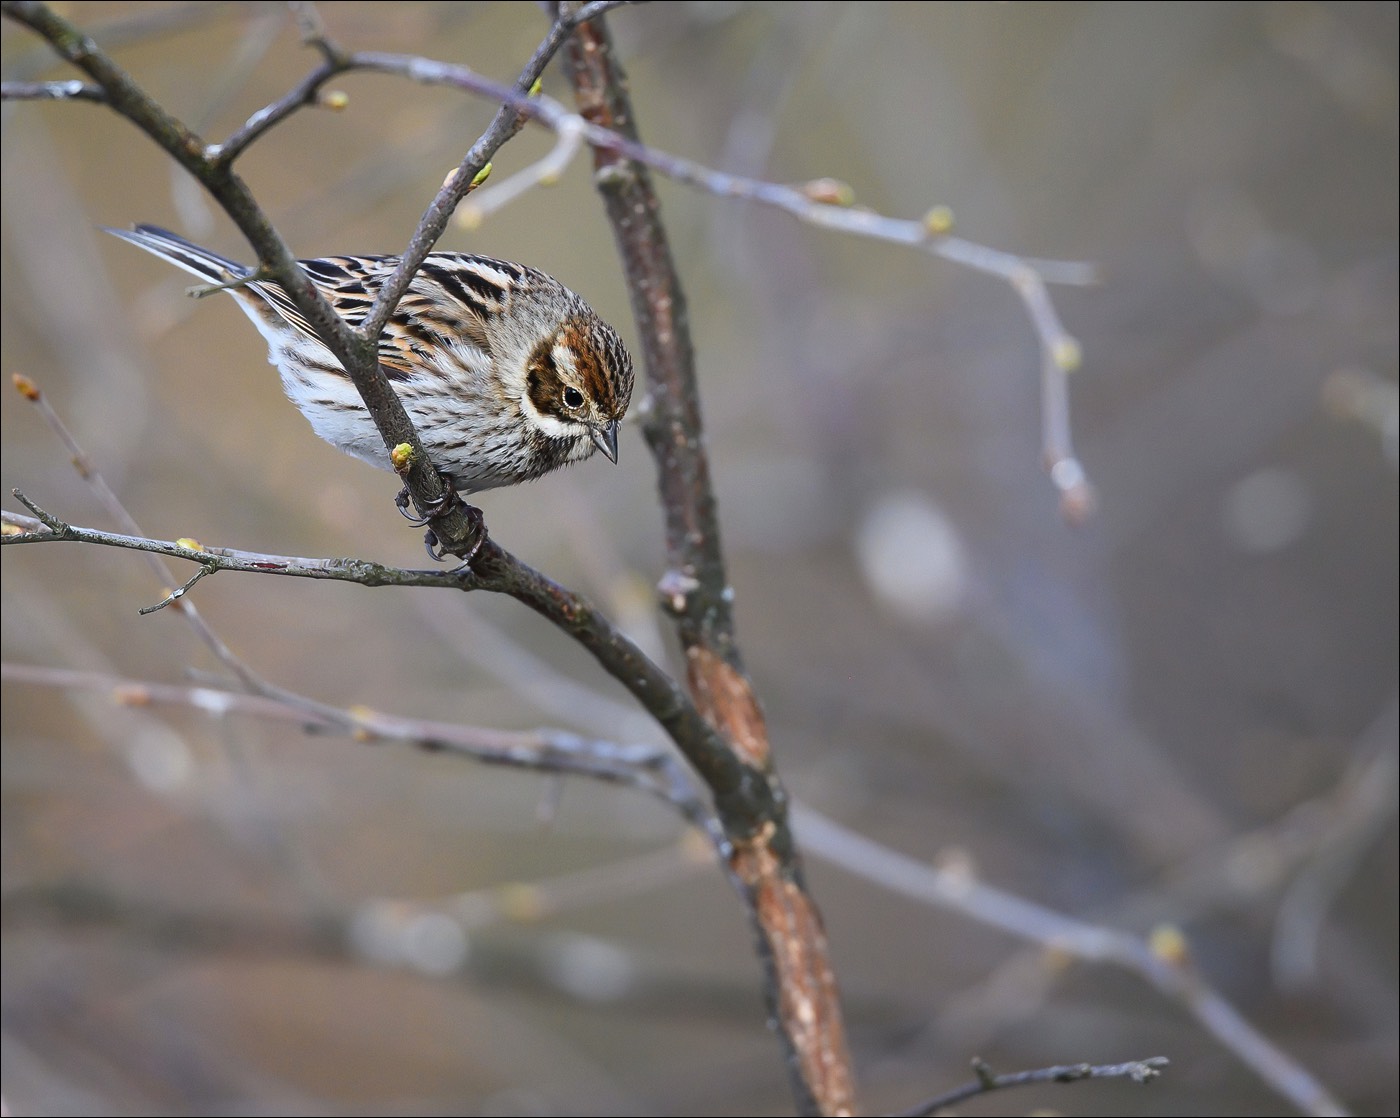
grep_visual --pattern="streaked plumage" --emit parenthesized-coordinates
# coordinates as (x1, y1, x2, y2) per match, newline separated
(106, 224, 633, 494)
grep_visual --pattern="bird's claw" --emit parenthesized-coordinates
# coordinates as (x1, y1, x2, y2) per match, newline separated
(398, 484, 485, 568)
(423, 503, 487, 568)
(395, 481, 459, 528)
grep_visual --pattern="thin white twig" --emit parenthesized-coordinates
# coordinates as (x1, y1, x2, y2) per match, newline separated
(457, 115, 586, 229)
(11, 376, 273, 690)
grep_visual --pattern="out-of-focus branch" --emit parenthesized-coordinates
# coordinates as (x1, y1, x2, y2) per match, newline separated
(0, 662, 719, 837)
(0, 78, 104, 100)
(857, 708, 1393, 1113)
(558, 13, 853, 1117)
(9, 373, 274, 690)
(795, 805, 1353, 1118)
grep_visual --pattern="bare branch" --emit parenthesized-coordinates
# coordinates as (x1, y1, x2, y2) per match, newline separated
(889, 1056, 1169, 1118)
(209, 54, 344, 167)
(3, 496, 426, 586)
(0, 661, 722, 843)
(795, 804, 1353, 1118)
(1, 493, 763, 839)
(347, 0, 633, 349)
(9, 374, 277, 689)
(559, 15, 853, 1116)
(0, 78, 104, 101)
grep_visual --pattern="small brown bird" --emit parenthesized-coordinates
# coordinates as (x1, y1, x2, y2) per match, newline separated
(106, 225, 634, 502)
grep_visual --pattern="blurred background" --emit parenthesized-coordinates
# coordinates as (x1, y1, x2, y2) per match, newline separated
(2, 3, 1396, 1115)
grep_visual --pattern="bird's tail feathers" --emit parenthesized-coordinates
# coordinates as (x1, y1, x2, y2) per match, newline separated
(104, 224, 250, 284)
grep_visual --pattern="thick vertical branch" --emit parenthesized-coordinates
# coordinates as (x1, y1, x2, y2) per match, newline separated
(560, 15, 855, 1117)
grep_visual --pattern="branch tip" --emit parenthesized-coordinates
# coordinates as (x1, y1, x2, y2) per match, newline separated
(11, 489, 59, 528)
(1132, 1056, 1170, 1082)
(12, 372, 41, 401)
(138, 564, 214, 614)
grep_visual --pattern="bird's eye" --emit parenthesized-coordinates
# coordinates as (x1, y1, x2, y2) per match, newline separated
(562, 386, 585, 410)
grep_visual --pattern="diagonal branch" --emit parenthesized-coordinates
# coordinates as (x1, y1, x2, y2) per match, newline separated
(1, 496, 762, 841)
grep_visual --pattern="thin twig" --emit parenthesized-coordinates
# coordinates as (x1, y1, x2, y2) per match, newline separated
(9, 374, 276, 689)
(888, 1056, 1169, 1118)
(347, 1, 630, 350)
(0, 78, 105, 100)
(3, 498, 422, 586)
(336, 47, 1093, 281)
(457, 115, 587, 229)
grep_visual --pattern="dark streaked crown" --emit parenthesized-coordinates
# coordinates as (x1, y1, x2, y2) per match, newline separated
(525, 316, 633, 426)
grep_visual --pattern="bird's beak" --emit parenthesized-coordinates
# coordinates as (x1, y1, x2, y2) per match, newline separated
(591, 419, 620, 464)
